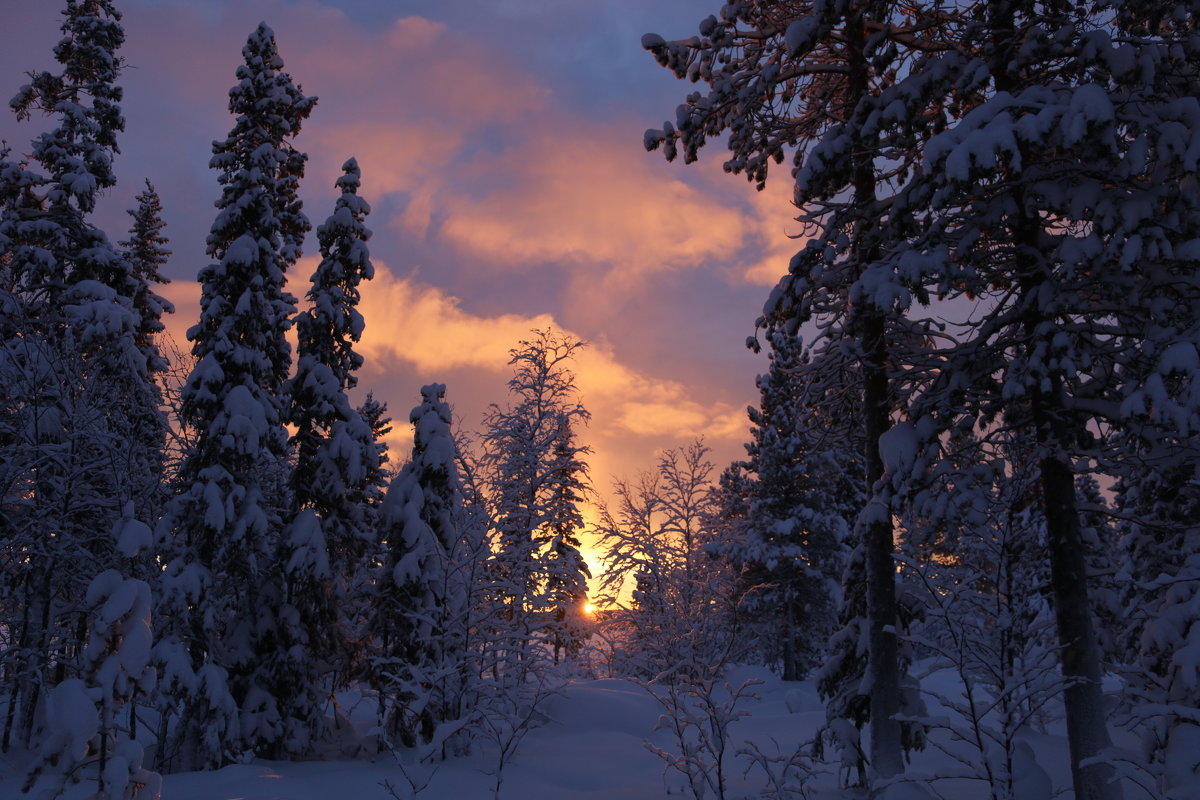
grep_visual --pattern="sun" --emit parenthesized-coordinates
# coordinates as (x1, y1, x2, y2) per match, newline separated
(583, 601, 597, 616)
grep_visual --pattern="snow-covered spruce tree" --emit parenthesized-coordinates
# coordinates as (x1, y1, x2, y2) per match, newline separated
(2, 0, 141, 504)
(356, 390, 393, 532)
(156, 23, 315, 770)
(541, 415, 592, 665)
(117, 178, 175, 533)
(644, 3, 960, 786)
(1099, 10, 1200, 793)
(271, 157, 378, 756)
(371, 384, 474, 748)
(884, 1, 1200, 794)
(120, 179, 173, 374)
(288, 157, 377, 581)
(0, 0, 167, 758)
(7, 0, 132, 311)
(757, 341, 897, 790)
(481, 330, 593, 670)
(727, 331, 860, 681)
(5, 0, 157, 422)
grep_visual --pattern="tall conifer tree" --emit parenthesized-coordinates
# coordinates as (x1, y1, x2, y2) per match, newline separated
(886, 0, 1200, 793)
(371, 384, 470, 747)
(157, 23, 314, 769)
(644, 3, 954, 785)
(273, 157, 378, 755)
(288, 158, 376, 580)
(120, 179, 173, 372)
(118, 179, 174, 527)
(732, 333, 862, 682)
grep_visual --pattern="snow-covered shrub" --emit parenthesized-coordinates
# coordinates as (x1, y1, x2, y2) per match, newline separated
(736, 736, 822, 800)
(594, 442, 745, 681)
(24, 513, 160, 800)
(469, 664, 563, 800)
(901, 439, 1061, 800)
(646, 675, 761, 800)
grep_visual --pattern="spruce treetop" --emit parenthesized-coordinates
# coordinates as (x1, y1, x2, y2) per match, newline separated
(297, 157, 373, 392)
(188, 22, 315, 417)
(208, 22, 316, 268)
(120, 179, 173, 371)
(287, 157, 378, 568)
(4, 0, 134, 308)
(11, 0, 125, 214)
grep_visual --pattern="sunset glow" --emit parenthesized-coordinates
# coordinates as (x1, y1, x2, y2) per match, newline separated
(3, 3, 1184, 799)
(0, 0, 788, 596)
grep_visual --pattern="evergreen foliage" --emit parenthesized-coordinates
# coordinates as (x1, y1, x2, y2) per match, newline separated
(289, 157, 377, 579)
(1115, 449, 1200, 793)
(644, 2, 953, 786)
(371, 384, 468, 747)
(900, 427, 1061, 799)
(120, 179, 173, 376)
(881, 1, 1200, 793)
(727, 333, 860, 681)
(5, 2, 1200, 797)
(156, 22, 315, 769)
(273, 157, 379, 755)
(23, 508, 160, 800)
(116, 179, 174, 531)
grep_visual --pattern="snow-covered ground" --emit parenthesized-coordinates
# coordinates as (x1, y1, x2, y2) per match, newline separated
(1, 666, 1114, 800)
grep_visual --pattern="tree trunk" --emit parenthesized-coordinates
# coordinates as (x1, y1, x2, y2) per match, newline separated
(844, 7, 904, 780)
(992, 0, 1120, 787)
(1033, 393, 1120, 800)
(862, 308, 904, 781)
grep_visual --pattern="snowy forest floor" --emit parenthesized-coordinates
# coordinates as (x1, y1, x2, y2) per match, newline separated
(2, 663, 1134, 800)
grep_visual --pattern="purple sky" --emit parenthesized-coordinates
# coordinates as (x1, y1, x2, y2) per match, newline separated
(1, 0, 802, 570)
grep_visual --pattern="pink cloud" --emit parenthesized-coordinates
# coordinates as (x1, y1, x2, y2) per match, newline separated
(435, 128, 750, 284)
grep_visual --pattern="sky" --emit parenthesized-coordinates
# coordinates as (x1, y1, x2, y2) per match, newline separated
(0, 0, 803, 577)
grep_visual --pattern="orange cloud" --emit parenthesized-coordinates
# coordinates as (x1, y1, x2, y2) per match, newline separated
(352, 262, 746, 444)
(352, 260, 557, 373)
(435, 129, 749, 284)
(219, 7, 791, 300)
(742, 177, 808, 286)
(296, 14, 548, 126)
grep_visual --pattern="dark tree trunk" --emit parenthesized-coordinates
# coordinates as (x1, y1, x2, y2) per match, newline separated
(862, 307, 903, 781)
(844, 7, 904, 780)
(992, 0, 1120, 787)
(1032, 390, 1120, 800)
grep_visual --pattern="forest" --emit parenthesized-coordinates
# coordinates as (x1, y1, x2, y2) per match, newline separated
(2, 1, 1199, 799)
